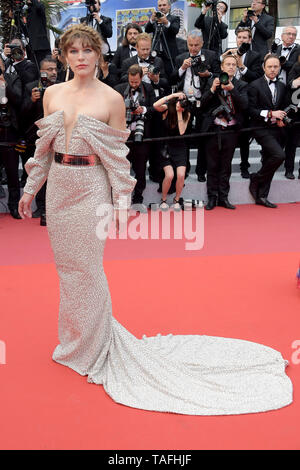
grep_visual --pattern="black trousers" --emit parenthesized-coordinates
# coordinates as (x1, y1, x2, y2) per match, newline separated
(126, 137, 149, 203)
(252, 127, 286, 198)
(205, 126, 238, 200)
(0, 127, 20, 211)
(284, 126, 299, 174)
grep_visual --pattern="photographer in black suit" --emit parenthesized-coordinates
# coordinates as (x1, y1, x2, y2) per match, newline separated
(120, 33, 167, 85)
(275, 26, 300, 85)
(1, 38, 38, 87)
(21, 57, 59, 225)
(26, 0, 51, 66)
(221, 27, 263, 178)
(200, 55, 248, 210)
(237, 0, 274, 61)
(248, 54, 289, 208)
(0, 55, 23, 218)
(194, 1, 228, 54)
(115, 65, 156, 211)
(112, 23, 142, 80)
(80, 0, 112, 54)
(145, 0, 180, 77)
(172, 29, 220, 182)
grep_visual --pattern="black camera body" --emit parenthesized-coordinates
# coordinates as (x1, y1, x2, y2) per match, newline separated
(282, 104, 298, 126)
(148, 51, 160, 75)
(191, 54, 210, 74)
(178, 96, 196, 112)
(204, 0, 218, 7)
(236, 42, 250, 56)
(247, 9, 256, 18)
(7, 44, 24, 62)
(155, 11, 163, 19)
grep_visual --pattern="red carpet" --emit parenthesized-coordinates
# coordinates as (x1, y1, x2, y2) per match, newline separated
(0, 203, 299, 450)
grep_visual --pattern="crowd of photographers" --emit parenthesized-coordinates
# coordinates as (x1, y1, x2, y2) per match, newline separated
(0, 0, 300, 222)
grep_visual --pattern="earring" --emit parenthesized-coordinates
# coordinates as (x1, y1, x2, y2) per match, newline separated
(65, 64, 70, 82)
(94, 63, 99, 79)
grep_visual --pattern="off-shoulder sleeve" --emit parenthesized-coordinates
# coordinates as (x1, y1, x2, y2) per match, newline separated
(23, 112, 61, 196)
(77, 115, 136, 210)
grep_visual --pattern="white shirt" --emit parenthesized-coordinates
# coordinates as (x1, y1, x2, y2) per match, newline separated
(178, 54, 202, 99)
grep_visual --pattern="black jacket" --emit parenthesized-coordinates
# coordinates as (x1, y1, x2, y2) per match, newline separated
(80, 15, 112, 48)
(248, 76, 289, 128)
(288, 61, 300, 86)
(4, 58, 38, 87)
(222, 49, 263, 83)
(120, 55, 167, 84)
(171, 49, 220, 90)
(114, 81, 156, 137)
(99, 63, 118, 88)
(145, 14, 180, 60)
(112, 45, 133, 78)
(26, 0, 51, 51)
(276, 44, 300, 77)
(200, 77, 248, 131)
(194, 13, 228, 53)
(236, 11, 274, 60)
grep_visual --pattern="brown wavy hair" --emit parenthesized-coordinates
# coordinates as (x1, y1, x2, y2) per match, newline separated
(60, 24, 103, 60)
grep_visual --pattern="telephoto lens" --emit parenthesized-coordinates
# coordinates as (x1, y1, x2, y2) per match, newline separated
(134, 119, 145, 142)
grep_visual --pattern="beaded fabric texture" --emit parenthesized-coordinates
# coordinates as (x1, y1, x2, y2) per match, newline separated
(23, 110, 293, 415)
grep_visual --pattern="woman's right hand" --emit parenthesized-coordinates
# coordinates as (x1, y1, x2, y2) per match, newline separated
(18, 192, 34, 219)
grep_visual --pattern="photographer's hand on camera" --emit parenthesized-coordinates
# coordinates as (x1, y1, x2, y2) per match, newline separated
(148, 71, 160, 84)
(31, 87, 41, 103)
(272, 110, 287, 121)
(210, 77, 221, 93)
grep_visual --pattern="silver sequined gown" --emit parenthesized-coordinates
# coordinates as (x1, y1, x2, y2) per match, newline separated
(24, 110, 293, 415)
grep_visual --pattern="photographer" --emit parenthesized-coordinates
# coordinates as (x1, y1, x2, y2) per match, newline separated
(283, 54, 300, 180)
(221, 27, 263, 178)
(145, 0, 180, 77)
(20, 56, 59, 225)
(236, 0, 274, 61)
(248, 54, 289, 208)
(275, 26, 300, 85)
(80, 0, 112, 54)
(26, 0, 51, 66)
(194, 1, 228, 54)
(172, 29, 220, 182)
(115, 65, 156, 211)
(1, 38, 38, 86)
(154, 92, 191, 210)
(120, 33, 167, 87)
(200, 55, 248, 210)
(0, 56, 23, 219)
(112, 23, 142, 80)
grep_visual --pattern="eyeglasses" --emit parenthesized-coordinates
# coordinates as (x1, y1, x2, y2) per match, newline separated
(283, 32, 297, 36)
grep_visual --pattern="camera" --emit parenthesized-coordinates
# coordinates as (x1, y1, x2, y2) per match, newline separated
(219, 71, 229, 86)
(134, 118, 145, 142)
(177, 95, 196, 112)
(155, 11, 163, 19)
(6, 44, 24, 62)
(282, 104, 298, 126)
(85, 0, 96, 7)
(247, 9, 255, 18)
(212, 103, 233, 122)
(271, 38, 281, 54)
(191, 54, 209, 74)
(148, 51, 160, 75)
(37, 72, 48, 96)
(236, 42, 250, 56)
(204, 0, 217, 6)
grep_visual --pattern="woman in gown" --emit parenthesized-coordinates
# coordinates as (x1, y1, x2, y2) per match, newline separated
(18, 24, 293, 415)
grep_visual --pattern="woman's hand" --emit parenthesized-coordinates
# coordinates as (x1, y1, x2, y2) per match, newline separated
(18, 192, 34, 219)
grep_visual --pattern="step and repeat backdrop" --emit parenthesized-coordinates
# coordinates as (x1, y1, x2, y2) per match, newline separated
(51, 0, 186, 51)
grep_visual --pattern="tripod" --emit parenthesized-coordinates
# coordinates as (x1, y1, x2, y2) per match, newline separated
(207, 4, 222, 54)
(151, 23, 175, 72)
